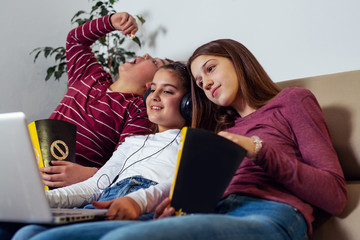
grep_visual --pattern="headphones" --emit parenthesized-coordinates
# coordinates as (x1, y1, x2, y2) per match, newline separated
(143, 88, 192, 123)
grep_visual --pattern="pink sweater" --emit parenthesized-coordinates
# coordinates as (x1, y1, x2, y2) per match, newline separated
(223, 87, 347, 236)
(50, 15, 151, 168)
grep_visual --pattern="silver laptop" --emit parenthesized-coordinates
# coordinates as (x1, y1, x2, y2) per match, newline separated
(0, 112, 107, 224)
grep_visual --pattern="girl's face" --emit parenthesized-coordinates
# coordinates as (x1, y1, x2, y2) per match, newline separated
(190, 55, 241, 109)
(146, 69, 187, 132)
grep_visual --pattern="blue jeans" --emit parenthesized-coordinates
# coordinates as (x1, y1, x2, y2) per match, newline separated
(16, 195, 309, 240)
(10, 176, 156, 240)
(83, 175, 157, 209)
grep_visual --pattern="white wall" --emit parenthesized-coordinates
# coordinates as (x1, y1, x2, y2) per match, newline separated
(1, 0, 359, 122)
(0, 0, 92, 122)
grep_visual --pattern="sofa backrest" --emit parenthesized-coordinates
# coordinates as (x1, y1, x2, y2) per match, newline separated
(277, 70, 360, 181)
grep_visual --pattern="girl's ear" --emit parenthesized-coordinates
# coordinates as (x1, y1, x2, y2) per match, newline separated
(145, 82, 151, 89)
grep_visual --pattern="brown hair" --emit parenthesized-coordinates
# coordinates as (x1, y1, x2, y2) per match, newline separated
(187, 39, 280, 132)
(150, 61, 191, 133)
(158, 61, 191, 93)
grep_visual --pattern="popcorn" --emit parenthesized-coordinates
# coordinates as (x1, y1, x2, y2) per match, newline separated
(129, 34, 135, 39)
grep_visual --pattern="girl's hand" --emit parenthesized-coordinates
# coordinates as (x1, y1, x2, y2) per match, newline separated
(154, 197, 175, 219)
(40, 161, 97, 187)
(92, 197, 141, 220)
(110, 12, 138, 36)
(217, 131, 257, 159)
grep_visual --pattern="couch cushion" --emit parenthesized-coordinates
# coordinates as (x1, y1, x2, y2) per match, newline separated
(312, 181, 360, 239)
(277, 70, 360, 180)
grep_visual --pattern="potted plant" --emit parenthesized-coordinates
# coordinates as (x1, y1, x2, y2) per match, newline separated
(30, 0, 145, 81)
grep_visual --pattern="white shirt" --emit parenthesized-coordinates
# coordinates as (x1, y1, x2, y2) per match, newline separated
(46, 129, 181, 209)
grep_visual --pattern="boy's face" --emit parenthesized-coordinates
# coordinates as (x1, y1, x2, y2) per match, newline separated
(118, 54, 168, 92)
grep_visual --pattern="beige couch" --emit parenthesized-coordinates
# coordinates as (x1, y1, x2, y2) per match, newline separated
(277, 70, 360, 240)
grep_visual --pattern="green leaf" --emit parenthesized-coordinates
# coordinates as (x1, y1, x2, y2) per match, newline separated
(47, 66, 56, 74)
(74, 19, 86, 26)
(71, 10, 86, 22)
(132, 36, 141, 47)
(44, 47, 53, 58)
(99, 6, 109, 16)
(97, 54, 106, 64)
(33, 51, 42, 63)
(91, 5, 100, 14)
(29, 47, 41, 55)
(98, 36, 107, 45)
(112, 33, 121, 41)
(54, 70, 63, 80)
(119, 55, 125, 64)
(55, 53, 64, 61)
(95, 1, 103, 6)
(136, 15, 146, 25)
(58, 62, 67, 72)
(50, 47, 65, 56)
(125, 51, 136, 57)
(45, 66, 56, 81)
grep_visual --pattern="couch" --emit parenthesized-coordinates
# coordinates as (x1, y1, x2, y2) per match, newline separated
(277, 70, 360, 240)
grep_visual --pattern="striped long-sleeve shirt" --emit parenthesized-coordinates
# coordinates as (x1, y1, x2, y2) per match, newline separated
(49, 15, 151, 168)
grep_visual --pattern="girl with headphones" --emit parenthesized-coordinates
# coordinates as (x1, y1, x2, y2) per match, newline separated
(47, 62, 192, 211)
(11, 62, 192, 239)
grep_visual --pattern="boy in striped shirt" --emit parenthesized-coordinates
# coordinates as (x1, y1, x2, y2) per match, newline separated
(41, 12, 170, 188)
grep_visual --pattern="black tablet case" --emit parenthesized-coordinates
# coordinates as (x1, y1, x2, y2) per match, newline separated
(169, 127, 247, 215)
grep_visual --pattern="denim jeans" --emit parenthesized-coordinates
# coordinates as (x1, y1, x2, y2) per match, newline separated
(83, 175, 157, 209)
(16, 195, 309, 240)
(10, 176, 156, 240)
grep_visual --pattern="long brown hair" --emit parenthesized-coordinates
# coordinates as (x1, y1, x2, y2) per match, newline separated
(187, 39, 280, 132)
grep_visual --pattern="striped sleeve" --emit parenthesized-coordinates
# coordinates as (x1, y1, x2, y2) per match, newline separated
(66, 15, 114, 87)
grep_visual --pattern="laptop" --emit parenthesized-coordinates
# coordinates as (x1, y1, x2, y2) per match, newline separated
(169, 127, 247, 215)
(0, 112, 107, 224)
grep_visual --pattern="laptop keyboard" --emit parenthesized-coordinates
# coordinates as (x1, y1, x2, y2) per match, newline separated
(52, 211, 82, 216)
